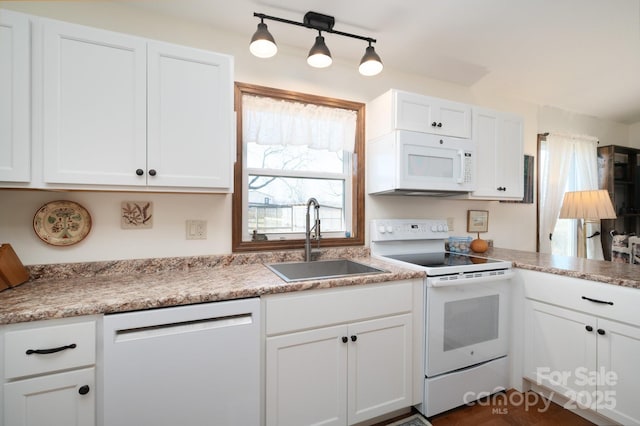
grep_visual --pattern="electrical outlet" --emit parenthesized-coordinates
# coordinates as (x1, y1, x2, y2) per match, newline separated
(447, 217, 454, 231)
(186, 220, 207, 240)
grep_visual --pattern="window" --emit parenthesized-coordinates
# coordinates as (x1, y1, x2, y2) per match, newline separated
(232, 83, 365, 252)
(537, 133, 599, 257)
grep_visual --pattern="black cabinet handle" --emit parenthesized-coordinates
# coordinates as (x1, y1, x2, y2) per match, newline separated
(351, 335, 357, 342)
(431, 122, 437, 127)
(136, 169, 144, 176)
(26, 343, 76, 355)
(585, 325, 593, 332)
(78, 385, 90, 395)
(341, 336, 348, 343)
(148, 169, 157, 176)
(597, 329, 606, 335)
(582, 296, 614, 305)
(437, 122, 442, 128)
(497, 186, 507, 191)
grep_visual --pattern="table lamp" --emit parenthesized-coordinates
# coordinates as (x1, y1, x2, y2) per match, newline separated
(559, 189, 617, 258)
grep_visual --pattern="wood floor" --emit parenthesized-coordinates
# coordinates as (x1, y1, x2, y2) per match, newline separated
(429, 390, 594, 426)
(380, 390, 595, 426)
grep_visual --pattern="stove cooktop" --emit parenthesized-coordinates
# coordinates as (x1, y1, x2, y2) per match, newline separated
(384, 252, 505, 268)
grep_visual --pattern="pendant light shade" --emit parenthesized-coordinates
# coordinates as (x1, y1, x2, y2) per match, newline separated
(249, 22, 277, 58)
(307, 34, 332, 68)
(359, 44, 383, 76)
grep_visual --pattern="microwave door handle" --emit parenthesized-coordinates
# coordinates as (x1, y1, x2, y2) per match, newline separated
(457, 150, 464, 183)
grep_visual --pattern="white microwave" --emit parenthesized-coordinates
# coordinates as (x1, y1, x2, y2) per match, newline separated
(368, 130, 476, 195)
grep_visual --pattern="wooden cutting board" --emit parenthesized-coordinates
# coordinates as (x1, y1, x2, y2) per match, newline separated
(0, 244, 30, 289)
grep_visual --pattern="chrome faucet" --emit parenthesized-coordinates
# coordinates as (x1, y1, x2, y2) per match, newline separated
(305, 198, 321, 262)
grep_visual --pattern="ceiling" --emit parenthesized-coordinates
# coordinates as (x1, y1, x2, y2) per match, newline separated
(125, 0, 640, 124)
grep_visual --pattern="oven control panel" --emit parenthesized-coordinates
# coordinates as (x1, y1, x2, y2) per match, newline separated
(370, 219, 449, 241)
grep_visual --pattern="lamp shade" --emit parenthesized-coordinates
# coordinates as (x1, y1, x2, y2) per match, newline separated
(307, 35, 332, 68)
(249, 22, 277, 58)
(559, 190, 617, 220)
(359, 45, 383, 76)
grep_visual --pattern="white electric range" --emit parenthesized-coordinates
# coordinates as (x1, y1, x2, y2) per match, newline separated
(370, 219, 514, 417)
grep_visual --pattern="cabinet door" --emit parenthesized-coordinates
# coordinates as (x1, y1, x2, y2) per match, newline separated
(496, 113, 524, 198)
(471, 108, 523, 199)
(596, 318, 640, 425)
(434, 99, 472, 139)
(266, 325, 348, 426)
(470, 109, 499, 197)
(4, 367, 95, 426)
(394, 91, 471, 138)
(524, 300, 597, 399)
(347, 314, 413, 425)
(147, 42, 233, 190)
(42, 19, 147, 186)
(0, 10, 30, 182)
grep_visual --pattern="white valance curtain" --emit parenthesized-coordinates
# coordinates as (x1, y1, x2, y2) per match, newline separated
(242, 95, 357, 153)
(538, 133, 601, 257)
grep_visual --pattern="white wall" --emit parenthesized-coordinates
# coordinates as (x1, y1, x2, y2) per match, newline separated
(539, 106, 631, 147)
(0, 1, 625, 264)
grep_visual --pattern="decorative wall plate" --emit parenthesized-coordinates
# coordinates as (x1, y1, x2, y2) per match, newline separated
(33, 200, 92, 246)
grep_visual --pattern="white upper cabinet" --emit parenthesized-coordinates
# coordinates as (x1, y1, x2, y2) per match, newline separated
(42, 19, 148, 186)
(368, 89, 472, 140)
(468, 107, 524, 200)
(0, 10, 30, 182)
(146, 42, 233, 189)
(0, 11, 234, 192)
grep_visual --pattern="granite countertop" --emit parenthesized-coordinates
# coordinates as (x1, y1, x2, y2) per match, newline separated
(477, 247, 640, 289)
(0, 248, 424, 325)
(2, 246, 639, 326)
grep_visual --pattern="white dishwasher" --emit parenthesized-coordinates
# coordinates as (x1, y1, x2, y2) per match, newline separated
(102, 298, 260, 426)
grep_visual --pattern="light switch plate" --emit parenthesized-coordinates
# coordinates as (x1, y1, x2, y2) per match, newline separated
(186, 220, 207, 240)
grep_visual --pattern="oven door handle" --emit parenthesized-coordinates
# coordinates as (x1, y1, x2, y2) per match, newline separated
(428, 270, 515, 287)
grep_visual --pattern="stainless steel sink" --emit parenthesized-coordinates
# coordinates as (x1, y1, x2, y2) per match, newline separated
(266, 259, 386, 283)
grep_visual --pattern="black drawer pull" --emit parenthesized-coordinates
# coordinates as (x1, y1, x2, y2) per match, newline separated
(581, 296, 613, 305)
(78, 385, 90, 395)
(26, 343, 77, 355)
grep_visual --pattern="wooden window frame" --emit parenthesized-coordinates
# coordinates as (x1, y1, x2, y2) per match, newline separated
(232, 82, 365, 252)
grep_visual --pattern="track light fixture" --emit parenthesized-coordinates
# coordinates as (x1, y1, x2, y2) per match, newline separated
(250, 11, 383, 76)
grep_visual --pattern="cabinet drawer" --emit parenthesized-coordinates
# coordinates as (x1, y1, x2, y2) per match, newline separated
(521, 270, 640, 327)
(265, 281, 413, 335)
(4, 320, 96, 379)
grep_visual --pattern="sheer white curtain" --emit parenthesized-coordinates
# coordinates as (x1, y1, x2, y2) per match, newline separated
(242, 95, 357, 152)
(539, 133, 601, 258)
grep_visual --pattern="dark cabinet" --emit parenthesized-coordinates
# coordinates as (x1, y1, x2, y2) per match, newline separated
(597, 145, 640, 260)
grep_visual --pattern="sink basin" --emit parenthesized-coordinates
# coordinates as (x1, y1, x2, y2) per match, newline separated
(266, 259, 386, 283)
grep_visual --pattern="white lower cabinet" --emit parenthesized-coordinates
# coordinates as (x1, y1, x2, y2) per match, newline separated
(267, 325, 348, 426)
(594, 318, 640, 425)
(347, 314, 413, 424)
(1, 316, 97, 426)
(264, 280, 418, 426)
(522, 269, 640, 425)
(4, 368, 95, 426)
